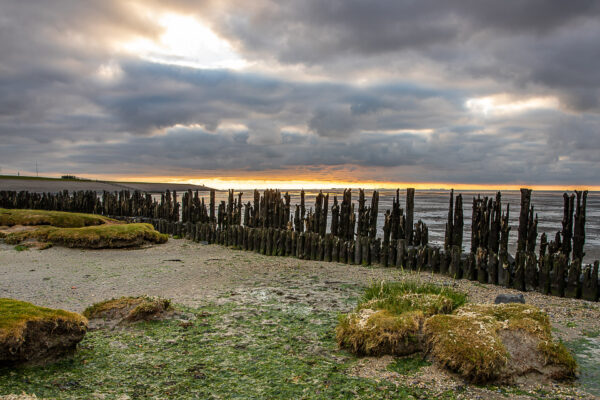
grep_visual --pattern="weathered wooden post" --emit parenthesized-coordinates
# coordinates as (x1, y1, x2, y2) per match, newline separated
(565, 259, 582, 298)
(561, 193, 575, 259)
(581, 261, 599, 301)
(551, 253, 567, 297)
(405, 188, 414, 245)
(573, 190, 587, 262)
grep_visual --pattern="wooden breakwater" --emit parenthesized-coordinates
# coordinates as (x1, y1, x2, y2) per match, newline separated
(0, 187, 598, 302)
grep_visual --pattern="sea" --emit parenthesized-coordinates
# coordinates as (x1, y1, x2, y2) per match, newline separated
(179, 189, 599, 264)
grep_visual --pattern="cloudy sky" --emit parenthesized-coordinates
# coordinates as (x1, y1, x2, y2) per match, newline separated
(1, 1, 599, 189)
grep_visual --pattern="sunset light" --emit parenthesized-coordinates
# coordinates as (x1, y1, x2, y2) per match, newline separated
(121, 13, 247, 70)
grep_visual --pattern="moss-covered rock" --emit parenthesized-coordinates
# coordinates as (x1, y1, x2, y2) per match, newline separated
(424, 313, 508, 382)
(337, 282, 577, 385)
(0, 299, 87, 366)
(83, 296, 172, 329)
(424, 303, 577, 383)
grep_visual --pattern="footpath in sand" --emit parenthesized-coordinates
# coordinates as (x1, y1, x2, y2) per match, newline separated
(1, 239, 599, 399)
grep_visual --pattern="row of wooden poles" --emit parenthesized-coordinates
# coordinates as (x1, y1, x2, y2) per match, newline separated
(0, 187, 597, 301)
(0, 188, 426, 246)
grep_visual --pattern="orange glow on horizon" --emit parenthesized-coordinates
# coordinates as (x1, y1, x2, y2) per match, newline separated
(97, 175, 599, 192)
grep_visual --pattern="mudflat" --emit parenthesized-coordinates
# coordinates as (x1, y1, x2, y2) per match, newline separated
(1, 239, 599, 399)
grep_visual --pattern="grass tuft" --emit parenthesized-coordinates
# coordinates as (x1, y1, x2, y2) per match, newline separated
(360, 281, 467, 315)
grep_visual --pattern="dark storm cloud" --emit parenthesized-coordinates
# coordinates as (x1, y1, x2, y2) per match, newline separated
(0, 0, 599, 185)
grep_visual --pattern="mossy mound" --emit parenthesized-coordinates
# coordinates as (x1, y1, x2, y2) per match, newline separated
(337, 282, 577, 385)
(0, 299, 87, 366)
(337, 281, 465, 356)
(4, 223, 167, 249)
(337, 309, 423, 356)
(83, 296, 172, 329)
(0, 208, 114, 228)
(425, 303, 577, 383)
(424, 313, 507, 382)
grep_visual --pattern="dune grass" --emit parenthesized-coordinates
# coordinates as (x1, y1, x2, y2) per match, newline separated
(0, 208, 115, 228)
(0, 299, 87, 344)
(3, 223, 167, 248)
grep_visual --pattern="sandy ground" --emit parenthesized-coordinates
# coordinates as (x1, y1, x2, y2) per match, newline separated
(0, 178, 211, 193)
(1, 239, 599, 399)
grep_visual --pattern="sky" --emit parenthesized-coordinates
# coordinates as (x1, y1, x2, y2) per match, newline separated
(1, 1, 599, 190)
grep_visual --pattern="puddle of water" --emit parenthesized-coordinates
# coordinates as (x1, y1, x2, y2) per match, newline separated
(567, 336, 600, 396)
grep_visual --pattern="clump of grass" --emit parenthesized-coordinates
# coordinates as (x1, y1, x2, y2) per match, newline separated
(0, 208, 115, 228)
(4, 223, 167, 249)
(0, 298, 87, 345)
(387, 354, 431, 375)
(14, 244, 29, 251)
(360, 281, 467, 315)
(83, 296, 172, 322)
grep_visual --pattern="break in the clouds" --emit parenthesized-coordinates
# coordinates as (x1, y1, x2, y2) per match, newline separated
(1, 0, 599, 186)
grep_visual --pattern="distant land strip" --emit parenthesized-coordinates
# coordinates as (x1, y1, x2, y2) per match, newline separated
(0, 175, 214, 193)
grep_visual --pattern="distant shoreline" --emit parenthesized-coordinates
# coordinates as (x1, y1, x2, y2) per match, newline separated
(0, 175, 214, 193)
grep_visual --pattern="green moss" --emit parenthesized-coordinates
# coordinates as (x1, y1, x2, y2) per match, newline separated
(14, 244, 29, 251)
(0, 298, 87, 343)
(425, 303, 578, 383)
(4, 223, 167, 248)
(0, 208, 115, 228)
(424, 313, 507, 383)
(538, 340, 578, 379)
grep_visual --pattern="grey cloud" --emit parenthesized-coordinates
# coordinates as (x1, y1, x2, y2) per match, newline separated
(1, 1, 599, 185)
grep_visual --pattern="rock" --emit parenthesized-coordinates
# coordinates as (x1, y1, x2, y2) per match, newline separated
(494, 293, 525, 304)
(0, 299, 87, 366)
